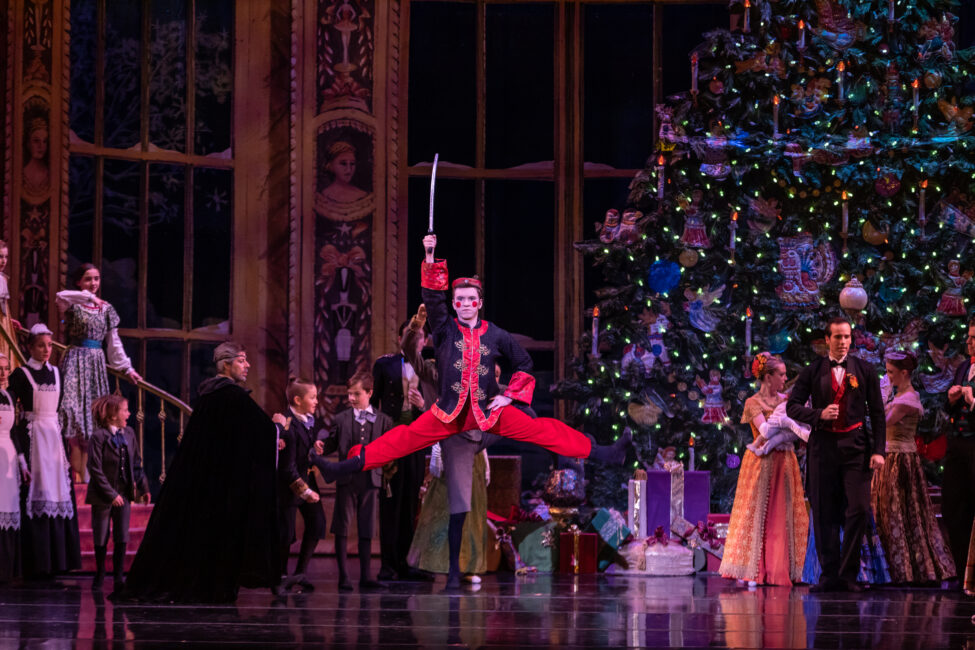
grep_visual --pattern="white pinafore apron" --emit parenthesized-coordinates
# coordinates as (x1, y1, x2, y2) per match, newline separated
(24, 367, 73, 519)
(0, 389, 19, 529)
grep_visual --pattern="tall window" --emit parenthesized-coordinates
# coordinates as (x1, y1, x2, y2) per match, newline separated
(406, 0, 727, 477)
(406, 3, 726, 384)
(68, 0, 234, 482)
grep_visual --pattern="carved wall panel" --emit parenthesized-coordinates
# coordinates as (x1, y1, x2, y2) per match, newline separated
(293, 0, 400, 423)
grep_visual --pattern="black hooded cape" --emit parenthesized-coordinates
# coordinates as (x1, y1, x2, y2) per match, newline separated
(117, 376, 280, 603)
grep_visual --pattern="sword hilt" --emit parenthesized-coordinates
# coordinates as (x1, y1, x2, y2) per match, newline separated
(426, 228, 435, 256)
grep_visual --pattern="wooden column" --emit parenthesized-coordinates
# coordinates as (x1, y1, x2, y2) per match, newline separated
(292, 0, 403, 423)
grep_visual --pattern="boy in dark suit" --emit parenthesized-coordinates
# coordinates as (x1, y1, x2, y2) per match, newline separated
(87, 394, 150, 590)
(787, 316, 885, 592)
(273, 377, 326, 592)
(312, 371, 392, 591)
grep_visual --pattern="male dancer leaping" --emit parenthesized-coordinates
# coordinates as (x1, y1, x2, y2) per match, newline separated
(314, 234, 629, 483)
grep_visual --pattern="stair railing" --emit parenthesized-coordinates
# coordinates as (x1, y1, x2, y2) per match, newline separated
(2, 325, 192, 484)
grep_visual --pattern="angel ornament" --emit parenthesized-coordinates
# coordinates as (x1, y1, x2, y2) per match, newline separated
(683, 284, 725, 332)
(696, 370, 728, 425)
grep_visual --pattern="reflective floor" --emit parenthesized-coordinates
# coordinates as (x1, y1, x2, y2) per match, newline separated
(1, 563, 975, 648)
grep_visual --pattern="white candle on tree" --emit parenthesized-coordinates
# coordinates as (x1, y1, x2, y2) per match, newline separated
(591, 306, 600, 358)
(656, 155, 666, 200)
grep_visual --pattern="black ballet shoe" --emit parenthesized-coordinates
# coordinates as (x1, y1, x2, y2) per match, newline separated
(359, 579, 387, 591)
(311, 447, 365, 483)
(338, 578, 354, 592)
(586, 427, 632, 465)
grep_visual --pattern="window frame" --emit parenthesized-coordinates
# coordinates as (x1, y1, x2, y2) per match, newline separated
(401, 0, 727, 416)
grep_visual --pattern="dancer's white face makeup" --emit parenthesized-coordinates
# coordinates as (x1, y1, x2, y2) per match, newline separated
(452, 287, 481, 324)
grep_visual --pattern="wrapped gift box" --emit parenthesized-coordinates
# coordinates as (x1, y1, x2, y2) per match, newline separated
(511, 520, 558, 573)
(646, 469, 710, 534)
(588, 508, 631, 551)
(559, 529, 598, 574)
(644, 539, 695, 576)
(705, 513, 730, 572)
(628, 476, 649, 539)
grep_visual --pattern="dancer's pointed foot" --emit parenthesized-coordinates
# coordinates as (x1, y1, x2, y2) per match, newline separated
(310, 446, 365, 483)
(586, 427, 632, 465)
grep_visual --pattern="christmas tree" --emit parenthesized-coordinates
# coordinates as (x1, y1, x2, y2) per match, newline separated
(557, 0, 975, 513)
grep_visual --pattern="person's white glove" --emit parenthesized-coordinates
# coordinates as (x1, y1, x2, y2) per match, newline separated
(429, 442, 443, 478)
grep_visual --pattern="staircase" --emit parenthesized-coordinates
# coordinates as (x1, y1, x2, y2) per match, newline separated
(74, 483, 153, 572)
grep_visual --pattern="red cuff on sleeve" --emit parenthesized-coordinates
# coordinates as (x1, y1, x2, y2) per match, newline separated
(504, 371, 535, 405)
(421, 260, 449, 291)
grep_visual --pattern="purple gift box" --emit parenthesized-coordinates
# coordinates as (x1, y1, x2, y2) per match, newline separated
(646, 470, 710, 535)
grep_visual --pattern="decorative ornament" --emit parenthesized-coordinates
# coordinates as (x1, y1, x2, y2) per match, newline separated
(656, 105, 678, 151)
(936, 260, 970, 316)
(696, 126, 731, 180)
(616, 210, 645, 245)
(875, 169, 901, 198)
(918, 14, 956, 62)
(679, 249, 700, 267)
(811, 0, 862, 50)
(628, 389, 674, 427)
(878, 42, 889, 56)
(861, 221, 889, 246)
(745, 196, 779, 233)
(790, 78, 832, 118)
(839, 277, 869, 312)
(679, 190, 711, 248)
(936, 190, 975, 237)
(733, 42, 786, 79)
(767, 327, 792, 354)
(726, 453, 741, 470)
(597, 209, 620, 244)
(683, 284, 726, 332)
(938, 97, 974, 133)
(695, 370, 728, 424)
(775, 234, 838, 309)
(923, 70, 943, 90)
(639, 306, 672, 370)
(921, 341, 966, 393)
(648, 260, 681, 295)
(784, 143, 808, 176)
(709, 77, 725, 95)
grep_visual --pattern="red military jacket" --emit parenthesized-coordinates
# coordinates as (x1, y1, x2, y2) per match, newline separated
(421, 260, 535, 430)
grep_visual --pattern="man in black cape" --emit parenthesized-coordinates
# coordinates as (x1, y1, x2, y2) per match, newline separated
(116, 342, 280, 603)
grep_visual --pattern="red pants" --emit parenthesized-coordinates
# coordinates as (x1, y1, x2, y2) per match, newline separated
(354, 404, 593, 470)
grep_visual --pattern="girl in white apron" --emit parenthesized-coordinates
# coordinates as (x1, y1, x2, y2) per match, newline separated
(0, 353, 21, 582)
(8, 324, 80, 577)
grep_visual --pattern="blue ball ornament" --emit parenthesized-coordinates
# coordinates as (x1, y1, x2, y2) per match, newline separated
(648, 261, 681, 295)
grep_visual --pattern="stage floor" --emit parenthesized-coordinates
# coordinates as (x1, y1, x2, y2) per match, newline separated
(1, 562, 974, 648)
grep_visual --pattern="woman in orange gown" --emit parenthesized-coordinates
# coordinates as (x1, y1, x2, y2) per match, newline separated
(719, 353, 809, 586)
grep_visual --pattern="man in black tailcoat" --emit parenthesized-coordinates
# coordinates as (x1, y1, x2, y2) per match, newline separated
(944, 315, 975, 583)
(787, 316, 886, 592)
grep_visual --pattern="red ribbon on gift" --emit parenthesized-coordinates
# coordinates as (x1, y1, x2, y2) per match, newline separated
(695, 521, 724, 548)
(646, 525, 670, 547)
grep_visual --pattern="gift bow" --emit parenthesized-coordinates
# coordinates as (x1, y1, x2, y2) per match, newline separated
(647, 526, 669, 547)
(696, 521, 724, 547)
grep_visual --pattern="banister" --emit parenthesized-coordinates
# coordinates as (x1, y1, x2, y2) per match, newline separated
(7, 326, 192, 484)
